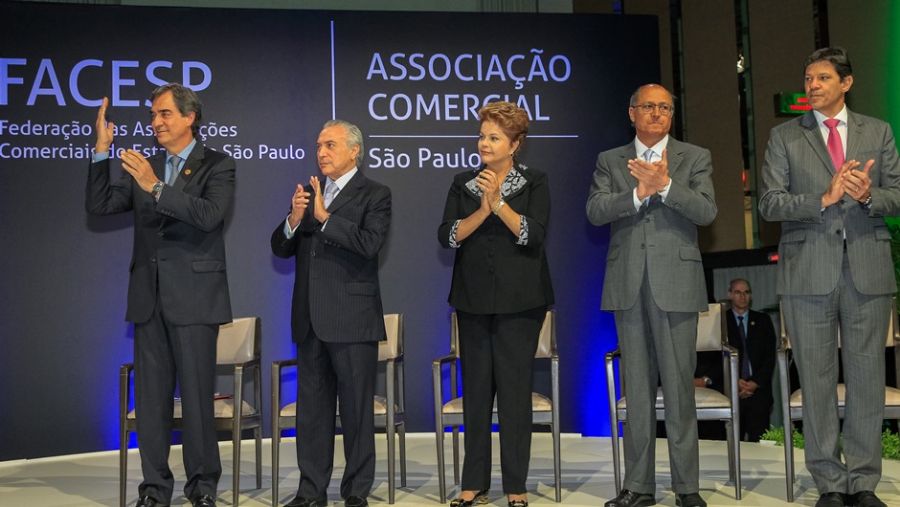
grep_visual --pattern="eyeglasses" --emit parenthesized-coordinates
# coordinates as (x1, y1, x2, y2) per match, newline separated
(631, 102, 674, 116)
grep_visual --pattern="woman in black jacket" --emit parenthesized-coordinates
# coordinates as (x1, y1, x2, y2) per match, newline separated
(438, 101, 554, 507)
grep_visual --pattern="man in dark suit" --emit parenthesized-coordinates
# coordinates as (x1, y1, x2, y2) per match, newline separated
(694, 279, 776, 442)
(86, 83, 235, 507)
(759, 47, 900, 507)
(271, 119, 391, 507)
(587, 84, 717, 507)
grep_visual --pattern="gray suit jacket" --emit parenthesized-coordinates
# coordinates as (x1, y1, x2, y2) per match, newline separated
(759, 109, 900, 296)
(586, 138, 717, 312)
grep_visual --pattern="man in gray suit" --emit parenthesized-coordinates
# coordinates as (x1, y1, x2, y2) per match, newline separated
(587, 84, 717, 507)
(271, 120, 391, 507)
(759, 47, 900, 507)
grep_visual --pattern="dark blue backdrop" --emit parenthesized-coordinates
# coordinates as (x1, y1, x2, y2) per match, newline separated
(0, 2, 658, 460)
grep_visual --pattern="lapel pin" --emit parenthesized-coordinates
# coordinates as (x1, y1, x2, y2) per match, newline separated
(183, 168, 192, 176)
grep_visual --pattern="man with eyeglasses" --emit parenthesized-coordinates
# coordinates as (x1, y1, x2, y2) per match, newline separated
(587, 83, 717, 507)
(694, 278, 776, 442)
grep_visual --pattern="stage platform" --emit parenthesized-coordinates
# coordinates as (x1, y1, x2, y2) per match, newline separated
(1, 433, 898, 506)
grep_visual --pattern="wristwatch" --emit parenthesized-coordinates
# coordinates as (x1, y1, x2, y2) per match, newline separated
(151, 181, 164, 201)
(861, 192, 873, 209)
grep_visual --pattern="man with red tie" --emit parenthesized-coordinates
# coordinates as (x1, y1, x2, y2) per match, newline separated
(760, 47, 900, 507)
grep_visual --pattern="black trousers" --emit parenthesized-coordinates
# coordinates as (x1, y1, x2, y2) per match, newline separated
(295, 328, 377, 500)
(134, 302, 220, 503)
(739, 394, 773, 442)
(457, 307, 545, 494)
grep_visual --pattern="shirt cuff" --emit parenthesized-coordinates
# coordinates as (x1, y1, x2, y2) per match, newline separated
(632, 188, 647, 211)
(283, 216, 299, 239)
(92, 151, 110, 163)
(448, 219, 462, 248)
(658, 178, 673, 201)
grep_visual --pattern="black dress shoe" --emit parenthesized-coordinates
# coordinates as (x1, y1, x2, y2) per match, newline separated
(284, 495, 328, 507)
(851, 491, 887, 507)
(604, 489, 656, 507)
(135, 495, 168, 507)
(816, 492, 847, 507)
(449, 489, 489, 506)
(676, 492, 707, 507)
(345, 496, 368, 507)
(191, 494, 216, 507)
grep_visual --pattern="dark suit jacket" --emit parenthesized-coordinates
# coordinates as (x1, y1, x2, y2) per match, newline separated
(271, 171, 391, 343)
(437, 165, 554, 314)
(85, 143, 235, 325)
(695, 309, 776, 403)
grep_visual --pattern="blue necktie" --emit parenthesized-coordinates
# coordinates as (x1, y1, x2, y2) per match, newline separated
(166, 155, 181, 186)
(738, 315, 752, 378)
(324, 181, 339, 208)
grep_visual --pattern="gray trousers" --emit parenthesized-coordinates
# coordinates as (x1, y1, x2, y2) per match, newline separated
(782, 253, 890, 495)
(615, 272, 700, 495)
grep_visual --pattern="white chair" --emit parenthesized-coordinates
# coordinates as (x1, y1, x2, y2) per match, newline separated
(271, 314, 407, 505)
(604, 303, 742, 500)
(776, 298, 900, 501)
(119, 317, 263, 507)
(432, 310, 561, 503)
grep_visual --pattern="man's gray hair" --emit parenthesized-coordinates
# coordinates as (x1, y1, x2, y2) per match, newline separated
(323, 119, 364, 168)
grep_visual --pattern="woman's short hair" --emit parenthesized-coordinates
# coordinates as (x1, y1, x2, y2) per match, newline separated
(478, 101, 529, 151)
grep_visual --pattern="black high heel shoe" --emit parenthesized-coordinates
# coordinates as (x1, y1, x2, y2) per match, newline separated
(507, 499, 528, 507)
(448, 489, 489, 507)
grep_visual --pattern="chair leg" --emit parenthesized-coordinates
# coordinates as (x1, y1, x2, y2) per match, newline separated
(233, 426, 241, 507)
(435, 422, 447, 503)
(785, 422, 795, 502)
(610, 421, 622, 495)
(730, 422, 742, 500)
(725, 421, 735, 483)
(398, 423, 407, 488)
(552, 422, 561, 502)
(387, 420, 396, 504)
(255, 426, 262, 490)
(120, 429, 128, 507)
(272, 427, 280, 507)
(452, 427, 460, 486)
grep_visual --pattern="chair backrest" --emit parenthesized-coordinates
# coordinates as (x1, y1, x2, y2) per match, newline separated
(450, 310, 555, 358)
(696, 303, 726, 352)
(780, 297, 899, 350)
(216, 317, 260, 364)
(535, 310, 556, 358)
(379, 313, 403, 361)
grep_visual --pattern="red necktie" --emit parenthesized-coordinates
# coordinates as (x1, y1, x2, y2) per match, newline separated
(824, 118, 844, 171)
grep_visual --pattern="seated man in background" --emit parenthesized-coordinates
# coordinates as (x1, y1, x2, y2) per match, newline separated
(693, 278, 776, 442)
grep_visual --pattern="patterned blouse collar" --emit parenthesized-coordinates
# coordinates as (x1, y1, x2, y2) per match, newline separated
(465, 162, 529, 197)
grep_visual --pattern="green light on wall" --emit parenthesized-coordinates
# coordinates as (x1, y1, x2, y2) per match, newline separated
(775, 92, 812, 116)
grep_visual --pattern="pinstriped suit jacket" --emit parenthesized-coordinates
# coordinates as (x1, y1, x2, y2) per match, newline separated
(271, 171, 391, 343)
(759, 110, 900, 296)
(586, 138, 717, 312)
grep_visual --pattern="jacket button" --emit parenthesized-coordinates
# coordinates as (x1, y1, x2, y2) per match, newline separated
(311, 251, 317, 257)
(640, 243, 645, 249)
(157, 231, 164, 237)
(150, 257, 157, 263)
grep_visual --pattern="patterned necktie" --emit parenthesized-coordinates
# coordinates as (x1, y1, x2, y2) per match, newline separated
(324, 181, 339, 208)
(823, 118, 844, 171)
(737, 315, 752, 379)
(643, 148, 654, 162)
(166, 155, 181, 186)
